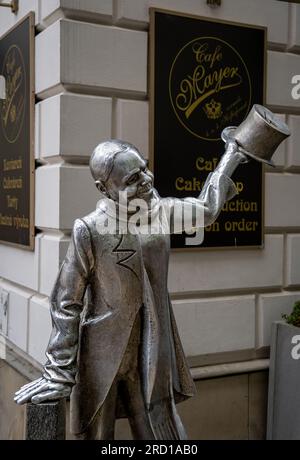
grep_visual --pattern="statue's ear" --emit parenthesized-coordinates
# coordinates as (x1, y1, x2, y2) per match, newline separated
(95, 180, 107, 195)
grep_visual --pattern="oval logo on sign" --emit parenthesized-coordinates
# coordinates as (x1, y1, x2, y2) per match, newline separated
(169, 37, 252, 141)
(1, 44, 26, 144)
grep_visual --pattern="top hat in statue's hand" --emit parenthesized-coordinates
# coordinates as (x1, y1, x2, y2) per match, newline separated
(221, 104, 290, 167)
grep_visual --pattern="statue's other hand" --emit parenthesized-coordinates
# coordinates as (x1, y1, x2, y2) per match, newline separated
(14, 377, 71, 405)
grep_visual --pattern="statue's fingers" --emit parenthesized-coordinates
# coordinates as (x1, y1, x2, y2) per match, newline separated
(31, 390, 61, 404)
(14, 393, 31, 405)
(14, 380, 45, 400)
(14, 382, 49, 405)
(15, 378, 43, 395)
(14, 383, 42, 402)
(45, 384, 71, 397)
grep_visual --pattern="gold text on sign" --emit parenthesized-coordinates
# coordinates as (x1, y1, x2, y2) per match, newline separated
(175, 42, 242, 119)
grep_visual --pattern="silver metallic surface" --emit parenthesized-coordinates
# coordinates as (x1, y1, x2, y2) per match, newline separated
(15, 106, 287, 439)
(221, 105, 290, 166)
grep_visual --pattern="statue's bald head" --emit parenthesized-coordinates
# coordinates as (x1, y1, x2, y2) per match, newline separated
(90, 139, 141, 183)
(90, 139, 154, 202)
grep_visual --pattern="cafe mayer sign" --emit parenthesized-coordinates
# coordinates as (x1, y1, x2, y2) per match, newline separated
(150, 9, 266, 249)
(169, 38, 251, 140)
(0, 14, 35, 249)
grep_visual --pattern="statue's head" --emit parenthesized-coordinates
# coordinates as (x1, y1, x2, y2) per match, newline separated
(90, 140, 154, 202)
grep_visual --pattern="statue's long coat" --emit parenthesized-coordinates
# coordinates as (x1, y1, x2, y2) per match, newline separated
(43, 172, 236, 435)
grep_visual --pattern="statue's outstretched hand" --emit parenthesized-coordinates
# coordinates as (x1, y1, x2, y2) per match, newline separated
(14, 377, 71, 405)
(225, 139, 248, 163)
(225, 139, 238, 155)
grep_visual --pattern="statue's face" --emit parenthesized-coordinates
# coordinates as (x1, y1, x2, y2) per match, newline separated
(105, 148, 154, 202)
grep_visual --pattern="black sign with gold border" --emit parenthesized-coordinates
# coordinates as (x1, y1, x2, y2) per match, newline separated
(149, 9, 267, 250)
(0, 13, 35, 250)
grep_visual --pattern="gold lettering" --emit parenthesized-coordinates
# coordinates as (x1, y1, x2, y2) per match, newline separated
(13, 215, 29, 230)
(205, 222, 220, 232)
(175, 177, 185, 191)
(175, 177, 204, 192)
(176, 64, 242, 119)
(196, 156, 219, 172)
(235, 182, 244, 193)
(3, 157, 22, 171)
(6, 195, 18, 211)
(193, 43, 222, 69)
(0, 214, 13, 226)
(3, 176, 23, 189)
(222, 200, 257, 213)
(2, 65, 23, 127)
(225, 219, 258, 232)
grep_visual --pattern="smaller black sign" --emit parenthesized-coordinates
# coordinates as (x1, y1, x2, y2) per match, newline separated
(0, 13, 35, 249)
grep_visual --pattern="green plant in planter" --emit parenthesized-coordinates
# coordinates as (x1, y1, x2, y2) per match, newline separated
(282, 300, 300, 327)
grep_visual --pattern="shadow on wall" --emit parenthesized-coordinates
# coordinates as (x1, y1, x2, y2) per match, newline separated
(0, 360, 27, 440)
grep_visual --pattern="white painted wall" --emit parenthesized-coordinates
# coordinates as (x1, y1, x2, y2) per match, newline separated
(0, 0, 299, 367)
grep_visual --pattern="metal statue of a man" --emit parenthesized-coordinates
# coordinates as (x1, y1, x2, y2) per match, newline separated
(15, 105, 290, 440)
